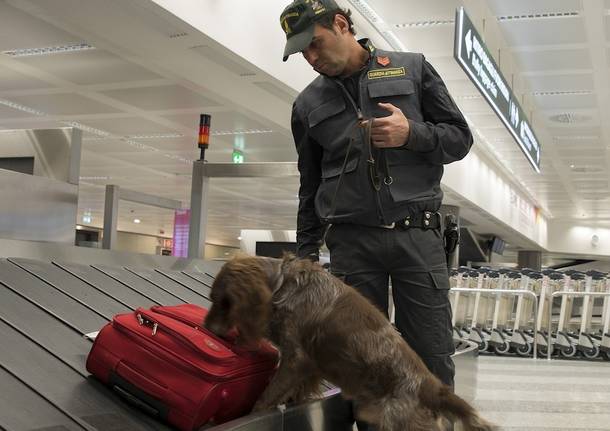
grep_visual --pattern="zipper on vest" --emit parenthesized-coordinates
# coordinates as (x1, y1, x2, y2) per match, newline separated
(335, 80, 363, 121)
(335, 79, 387, 224)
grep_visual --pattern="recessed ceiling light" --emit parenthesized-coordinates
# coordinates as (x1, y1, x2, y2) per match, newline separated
(237, 236, 242, 240)
(570, 164, 576, 169)
(2, 42, 95, 58)
(133, 218, 141, 224)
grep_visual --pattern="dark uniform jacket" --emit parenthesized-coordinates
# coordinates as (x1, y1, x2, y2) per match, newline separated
(291, 40, 473, 258)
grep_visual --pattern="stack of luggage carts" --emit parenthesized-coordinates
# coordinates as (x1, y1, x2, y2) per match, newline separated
(449, 267, 610, 360)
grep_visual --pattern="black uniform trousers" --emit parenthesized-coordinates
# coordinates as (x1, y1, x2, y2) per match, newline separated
(326, 223, 455, 430)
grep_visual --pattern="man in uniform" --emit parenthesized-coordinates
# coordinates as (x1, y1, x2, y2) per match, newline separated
(280, 0, 473, 427)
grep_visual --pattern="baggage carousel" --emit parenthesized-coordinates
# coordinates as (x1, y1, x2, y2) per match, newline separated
(0, 239, 478, 431)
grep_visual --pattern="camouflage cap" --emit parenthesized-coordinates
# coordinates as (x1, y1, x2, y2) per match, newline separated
(280, 0, 339, 61)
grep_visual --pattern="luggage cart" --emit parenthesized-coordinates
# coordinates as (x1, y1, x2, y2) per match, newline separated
(599, 278, 610, 360)
(488, 270, 517, 355)
(577, 270, 607, 359)
(554, 271, 585, 358)
(450, 266, 473, 339)
(536, 270, 564, 356)
(509, 271, 540, 356)
(468, 271, 499, 352)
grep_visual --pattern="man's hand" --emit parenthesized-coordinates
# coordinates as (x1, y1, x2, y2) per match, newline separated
(370, 102, 410, 148)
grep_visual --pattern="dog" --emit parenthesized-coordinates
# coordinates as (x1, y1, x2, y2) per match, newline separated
(204, 254, 496, 431)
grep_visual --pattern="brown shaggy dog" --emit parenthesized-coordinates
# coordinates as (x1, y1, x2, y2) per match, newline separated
(204, 254, 496, 431)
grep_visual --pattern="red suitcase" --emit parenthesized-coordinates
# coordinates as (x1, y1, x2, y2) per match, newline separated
(86, 304, 279, 431)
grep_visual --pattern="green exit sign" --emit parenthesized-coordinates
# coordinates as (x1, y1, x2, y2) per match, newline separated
(232, 149, 244, 164)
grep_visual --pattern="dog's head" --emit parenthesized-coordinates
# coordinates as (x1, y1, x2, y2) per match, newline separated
(204, 254, 280, 345)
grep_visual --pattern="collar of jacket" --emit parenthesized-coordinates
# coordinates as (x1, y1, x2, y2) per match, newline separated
(358, 38, 376, 70)
(358, 38, 376, 57)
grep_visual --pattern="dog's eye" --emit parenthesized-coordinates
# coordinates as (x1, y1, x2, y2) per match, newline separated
(220, 297, 231, 309)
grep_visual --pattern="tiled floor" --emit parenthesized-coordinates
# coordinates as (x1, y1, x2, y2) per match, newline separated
(474, 355, 610, 430)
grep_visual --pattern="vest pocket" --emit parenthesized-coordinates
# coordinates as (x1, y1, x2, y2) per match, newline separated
(315, 156, 368, 221)
(307, 97, 346, 128)
(367, 79, 415, 98)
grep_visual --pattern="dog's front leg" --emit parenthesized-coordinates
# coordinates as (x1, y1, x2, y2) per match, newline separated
(253, 357, 301, 412)
(252, 343, 316, 412)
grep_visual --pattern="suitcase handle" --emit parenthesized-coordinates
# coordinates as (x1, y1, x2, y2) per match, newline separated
(109, 371, 169, 420)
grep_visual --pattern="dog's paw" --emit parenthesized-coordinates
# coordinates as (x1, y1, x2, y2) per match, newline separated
(252, 402, 286, 413)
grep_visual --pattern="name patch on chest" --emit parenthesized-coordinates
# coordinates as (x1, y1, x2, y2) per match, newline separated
(367, 67, 406, 80)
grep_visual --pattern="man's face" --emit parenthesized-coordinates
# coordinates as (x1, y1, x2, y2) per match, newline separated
(301, 21, 349, 77)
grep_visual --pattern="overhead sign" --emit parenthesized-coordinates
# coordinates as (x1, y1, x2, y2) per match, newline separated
(454, 7, 541, 173)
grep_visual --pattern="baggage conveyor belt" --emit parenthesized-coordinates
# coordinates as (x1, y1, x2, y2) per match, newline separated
(0, 256, 478, 431)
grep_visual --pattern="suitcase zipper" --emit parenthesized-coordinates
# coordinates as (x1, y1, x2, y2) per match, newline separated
(113, 312, 276, 380)
(136, 310, 234, 363)
(114, 319, 221, 380)
(149, 306, 233, 349)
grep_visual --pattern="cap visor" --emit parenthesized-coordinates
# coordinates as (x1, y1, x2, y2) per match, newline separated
(282, 25, 315, 61)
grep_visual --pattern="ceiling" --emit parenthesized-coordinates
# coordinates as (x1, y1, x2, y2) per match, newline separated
(0, 0, 608, 257)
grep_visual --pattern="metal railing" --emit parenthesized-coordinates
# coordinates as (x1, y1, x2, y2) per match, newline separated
(451, 288, 539, 359)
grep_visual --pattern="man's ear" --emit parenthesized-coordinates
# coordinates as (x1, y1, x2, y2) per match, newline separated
(334, 13, 350, 34)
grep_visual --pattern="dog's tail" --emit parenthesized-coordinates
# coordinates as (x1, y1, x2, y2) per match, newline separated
(419, 376, 497, 431)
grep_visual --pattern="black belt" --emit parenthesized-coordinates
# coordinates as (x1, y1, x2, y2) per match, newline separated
(379, 211, 441, 230)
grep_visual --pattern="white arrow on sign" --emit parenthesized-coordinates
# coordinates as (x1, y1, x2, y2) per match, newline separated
(465, 29, 473, 59)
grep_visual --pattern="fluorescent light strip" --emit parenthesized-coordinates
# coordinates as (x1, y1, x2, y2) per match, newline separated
(0, 98, 209, 165)
(456, 95, 483, 100)
(0, 98, 47, 116)
(2, 43, 95, 58)
(554, 135, 599, 141)
(347, 0, 384, 24)
(395, 20, 454, 28)
(212, 129, 273, 136)
(380, 31, 406, 52)
(347, 0, 406, 51)
(497, 12, 579, 21)
(62, 121, 110, 137)
(79, 176, 111, 181)
(127, 133, 185, 139)
(533, 90, 592, 96)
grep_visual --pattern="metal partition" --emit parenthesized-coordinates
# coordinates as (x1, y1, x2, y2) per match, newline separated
(0, 128, 81, 244)
(188, 162, 298, 258)
(102, 185, 182, 249)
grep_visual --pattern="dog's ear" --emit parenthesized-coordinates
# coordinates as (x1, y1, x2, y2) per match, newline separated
(221, 258, 273, 346)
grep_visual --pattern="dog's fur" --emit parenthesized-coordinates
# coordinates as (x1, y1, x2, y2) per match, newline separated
(204, 254, 496, 431)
